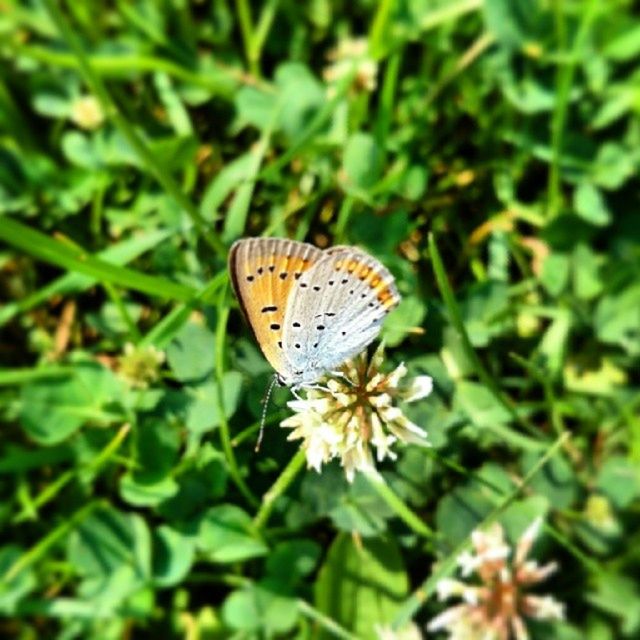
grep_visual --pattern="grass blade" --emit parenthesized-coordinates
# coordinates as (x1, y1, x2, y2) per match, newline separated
(0, 217, 195, 302)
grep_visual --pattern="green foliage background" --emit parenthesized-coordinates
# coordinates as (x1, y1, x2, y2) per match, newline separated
(1, 0, 640, 638)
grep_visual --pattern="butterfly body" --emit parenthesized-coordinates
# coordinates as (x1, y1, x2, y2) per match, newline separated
(229, 237, 400, 388)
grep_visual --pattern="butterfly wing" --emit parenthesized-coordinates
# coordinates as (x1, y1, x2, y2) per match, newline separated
(282, 246, 400, 380)
(228, 237, 323, 377)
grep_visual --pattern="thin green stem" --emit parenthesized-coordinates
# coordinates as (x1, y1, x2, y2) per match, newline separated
(429, 233, 545, 450)
(547, 0, 600, 217)
(334, 196, 355, 243)
(13, 424, 131, 524)
(375, 50, 402, 154)
(3, 500, 102, 583)
(15, 43, 240, 93)
(364, 469, 436, 540)
(215, 286, 258, 507)
(230, 412, 283, 447)
(141, 273, 227, 348)
(297, 599, 360, 640)
(234, 0, 257, 76)
(392, 433, 570, 628)
(102, 282, 142, 342)
(420, 0, 482, 31)
(424, 32, 495, 110)
(253, 449, 307, 530)
(509, 352, 566, 437)
(0, 368, 73, 385)
(42, 0, 226, 256)
(369, 0, 395, 59)
(251, 0, 281, 74)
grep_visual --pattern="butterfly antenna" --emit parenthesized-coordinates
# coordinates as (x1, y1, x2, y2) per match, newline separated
(256, 375, 278, 452)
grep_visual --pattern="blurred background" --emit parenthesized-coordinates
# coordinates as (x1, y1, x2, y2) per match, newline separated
(1, 0, 639, 638)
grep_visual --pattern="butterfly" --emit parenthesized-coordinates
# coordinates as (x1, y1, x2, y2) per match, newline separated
(228, 237, 400, 390)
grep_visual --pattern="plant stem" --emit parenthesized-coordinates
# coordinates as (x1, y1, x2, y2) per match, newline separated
(364, 469, 436, 540)
(3, 500, 102, 584)
(251, 0, 281, 74)
(234, 0, 258, 76)
(13, 424, 131, 523)
(253, 449, 307, 530)
(215, 287, 259, 507)
(297, 599, 360, 640)
(547, 0, 599, 217)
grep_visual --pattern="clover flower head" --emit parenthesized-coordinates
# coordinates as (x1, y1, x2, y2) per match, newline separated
(323, 36, 378, 95)
(281, 345, 432, 482)
(427, 518, 565, 640)
(70, 95, 105, 130)
(118, 342, 165, 389)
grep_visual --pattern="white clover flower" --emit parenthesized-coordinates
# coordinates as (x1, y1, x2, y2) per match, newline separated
(323, 37, 378, 95)
(281, 344, 431, 482)
(118, 342, 165, 389)
(427, 518, 565, 640)
(70, 95, 105, 130)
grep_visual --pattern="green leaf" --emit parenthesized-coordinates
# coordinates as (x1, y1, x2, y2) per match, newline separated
(342, 132, 383, 192)
(454, 380, 512, 428)
(198, 505, 268, 563)
(328, 473, 395, 536)
(152, 525, 196, 588)
(0, 546, 37, 614)
(596, 456, 640, 509)
(435, 477, 495, 549)
(594, 283, 640, 356)
(120, 474, 179, 507)
(234, 86, 278, 131)
(200, 152, 255, 220)
(0, 228, 172, 327)
(574, 182, 611, 227)
(0, 217, 196, 302)
(540, 253, 570, 296)
(459, 281, 510, 347)
(274, 62, 326, 141)
(265, 540, 321, 587)
(587, 572, 640, 636)
(520, 450, 578, 510)
(185, 372, 243, 434)
(350, 209, 411, 255)
(537, 310, 571, 377)
(381, 295, 426, 347)
(20, 358, 124, 444)
(483, 0, 546, 49)
(500, 494, 550, 542)
(604, 23, 640, 61)
(166, 321, 216, 381)
(571, 244, 603, 300)
(61, 131, 102, 169)
(314, 533, 408, 638)
(591, 143, 635, 190)
(222, 133, 271, 243)
(68, 505, 152, 580)
(66, 505, 152, 611)
(222, 580, 298, 635)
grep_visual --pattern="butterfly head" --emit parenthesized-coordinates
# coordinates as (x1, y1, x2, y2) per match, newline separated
(276, 366, 322, 389)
